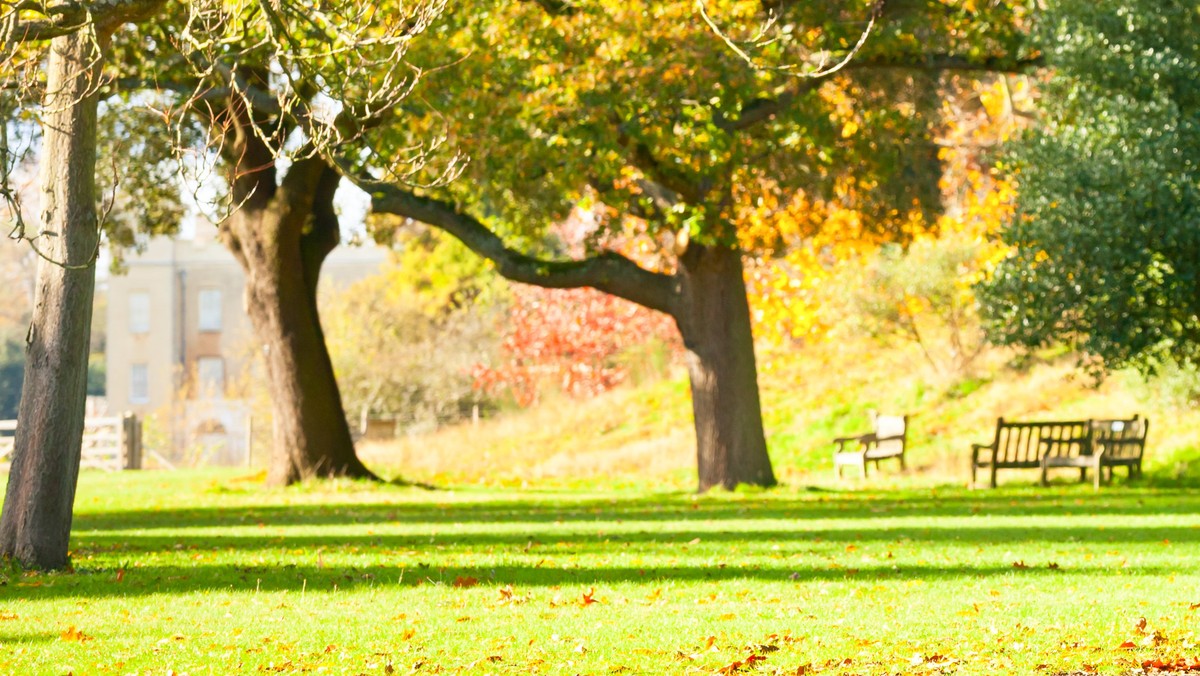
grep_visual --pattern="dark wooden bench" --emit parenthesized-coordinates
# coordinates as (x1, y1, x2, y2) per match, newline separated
(833, 413, 907, 479)
(971, 418, 1091, 488)
(1042, 415, 1148, 488)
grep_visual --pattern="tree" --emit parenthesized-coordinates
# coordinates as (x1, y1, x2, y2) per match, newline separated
(109, 0, 446, 485)
(981, 0, 1200, 373)
(0, 0, 166, 568)
(324, 228, 503, 432)
(354, 0, 1038, 490)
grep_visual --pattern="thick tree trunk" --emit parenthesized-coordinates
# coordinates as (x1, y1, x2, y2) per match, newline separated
(675, 244, 776, 491)
(0, 32, 102, 568)
(222, 161, 375, 486)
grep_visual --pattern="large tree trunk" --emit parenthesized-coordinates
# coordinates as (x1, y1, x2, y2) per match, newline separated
(0, 32, 103, 568)
(675, 244, 776, 491)
(222, 158, 375, 486)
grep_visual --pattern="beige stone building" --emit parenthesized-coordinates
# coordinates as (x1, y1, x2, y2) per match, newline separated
(105, 221, 385, 465)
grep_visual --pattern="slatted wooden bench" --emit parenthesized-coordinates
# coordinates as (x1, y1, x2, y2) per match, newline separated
(971, 418, 1091, 488)
(1041, 416, 1148, 488)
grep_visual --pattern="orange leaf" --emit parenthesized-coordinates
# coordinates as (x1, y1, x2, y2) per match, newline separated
(60, 626, 92, 642)
(452, 576, 479, 588)
(581, 588, 599, 606)
(1119, 641, 1137, 649)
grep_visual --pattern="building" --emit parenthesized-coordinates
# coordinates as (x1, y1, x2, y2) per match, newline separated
(105, 220, 386, 465)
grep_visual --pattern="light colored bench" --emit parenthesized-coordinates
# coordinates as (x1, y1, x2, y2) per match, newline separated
(833, 412, 907, 479)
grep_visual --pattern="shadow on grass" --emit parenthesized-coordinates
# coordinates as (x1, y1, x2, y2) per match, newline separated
(70, 486, 1200, 532)
(0, 632, 58, 645)
(8, 558, 1178, 603)
(4, 485, 1190, 602)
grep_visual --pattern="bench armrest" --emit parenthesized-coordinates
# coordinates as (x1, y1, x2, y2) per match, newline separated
(970, 443, 995, 464)
(833, 432, 874, 452)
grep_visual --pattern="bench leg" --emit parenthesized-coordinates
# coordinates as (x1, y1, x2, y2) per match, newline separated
(990, 467, 998, 489)
(899, 454, 907, 472)
(1040, 461, 1049, 487)
(1079, 467, 1088, 483)
(970, 463, 977, 490)
(1094, 460, 1101, 490)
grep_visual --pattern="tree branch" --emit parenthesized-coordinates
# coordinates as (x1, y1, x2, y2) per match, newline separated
(360, 178, 680, 317)
(3, 0, 164, 41)
(713, 52, 1043, 133)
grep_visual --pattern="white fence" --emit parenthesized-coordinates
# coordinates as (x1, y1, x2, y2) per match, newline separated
(0, 413, 142, 472)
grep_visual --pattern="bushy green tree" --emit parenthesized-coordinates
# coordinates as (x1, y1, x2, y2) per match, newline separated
(982, 0, 1200, 372)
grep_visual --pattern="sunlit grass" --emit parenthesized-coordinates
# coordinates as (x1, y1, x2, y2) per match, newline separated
(3, 470, 1199, 675)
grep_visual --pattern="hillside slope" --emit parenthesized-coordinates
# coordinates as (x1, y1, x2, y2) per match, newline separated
(361, 338, 1200, 489)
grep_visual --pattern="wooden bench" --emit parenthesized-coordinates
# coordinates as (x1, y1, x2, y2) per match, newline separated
(833, 413, 907, 479)
(971, 418, 1090, 488)
(1041, 416, 1148, 488)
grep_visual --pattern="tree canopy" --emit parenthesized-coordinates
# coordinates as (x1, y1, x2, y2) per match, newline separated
(981, 0, 1200, 372)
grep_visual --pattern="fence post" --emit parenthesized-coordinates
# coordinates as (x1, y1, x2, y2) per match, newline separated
(122, 412, 143, 470)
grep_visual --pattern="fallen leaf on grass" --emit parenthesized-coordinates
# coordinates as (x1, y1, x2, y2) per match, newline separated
(717, 654, 767, 674)
(1141, 658, 1200, 672)
(1012, 561, 1029, 569)
(0, 611, 17, 621)
(115, 568, 125, 583)
(581, 588, 599, 606)
(60, 626, 92, 642)
(452, 576, 479, 588)
(1119, 641, 1137, 649)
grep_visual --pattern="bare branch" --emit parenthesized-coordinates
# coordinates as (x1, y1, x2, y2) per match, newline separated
(696, 0, 884, 80)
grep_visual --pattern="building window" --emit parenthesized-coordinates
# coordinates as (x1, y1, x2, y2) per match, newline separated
(129, 292, 150, 334)
(198, 288, 222, 332)
(130, 364, 149, 404)
(196, 357, 225, 398)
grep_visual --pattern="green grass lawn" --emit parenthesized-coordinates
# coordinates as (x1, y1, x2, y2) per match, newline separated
(3, 470, 1200, 675)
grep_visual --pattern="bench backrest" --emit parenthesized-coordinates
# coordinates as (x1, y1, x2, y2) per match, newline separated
(872, 413, 906, 457)
(1091, 416, 1148, 460)
(992, 418, 1091, 466)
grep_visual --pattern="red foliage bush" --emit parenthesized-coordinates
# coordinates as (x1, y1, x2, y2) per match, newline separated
(471, 284, 681, 406)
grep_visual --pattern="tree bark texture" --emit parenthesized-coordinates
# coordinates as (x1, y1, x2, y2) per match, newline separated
(221, 152, 374, 486)
(0, 32, 103, 568)
(674, 244, 776, 491)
